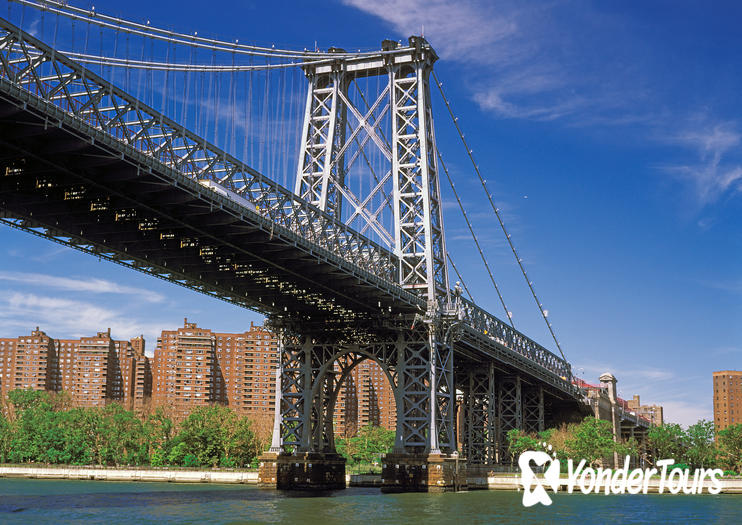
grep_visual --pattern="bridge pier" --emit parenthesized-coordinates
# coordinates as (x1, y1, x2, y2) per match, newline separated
(381, 452, 466, 493)
(460, 364, 497, 465)
(259, 452, 346, 490)
(458, 371, 549, 470)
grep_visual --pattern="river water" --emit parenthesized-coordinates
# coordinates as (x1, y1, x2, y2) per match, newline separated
(1, 479, 741, 524)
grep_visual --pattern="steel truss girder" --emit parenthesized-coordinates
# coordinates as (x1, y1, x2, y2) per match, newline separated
(0, 17, 400, 292)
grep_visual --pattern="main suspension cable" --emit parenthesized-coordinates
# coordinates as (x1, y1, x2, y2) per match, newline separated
(11, 0, 396, 59)
(437, 151, 514, 328)
(432, 70, 568, 362)
(58, 50, 317, 71)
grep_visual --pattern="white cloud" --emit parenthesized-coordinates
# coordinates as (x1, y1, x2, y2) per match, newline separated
(0, 292, 168, 356)
(0, 271, 164, 303)
(660, 121, 742, 205)
(341, 0, 631, 122)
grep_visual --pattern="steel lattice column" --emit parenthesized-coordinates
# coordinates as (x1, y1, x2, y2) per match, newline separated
(295, 68, 348, 217)
(390, 43, 449, 302)
(430, 325, 455, 453)
(275, 328, 310, 451)
(522, 385, 544, 434)
(393, 327, 430, 452)
(461, 363, 496, 464)
(498, 375, 522, 463)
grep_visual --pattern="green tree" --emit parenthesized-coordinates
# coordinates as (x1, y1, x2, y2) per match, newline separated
(143, 407, 175, 463)
(565, 417, 615, 467)
(337, 425, 394, 466)
(6, 389, 60, 463)
(506, 429, 542, 463)
(173, 405, 258, 467)
(648, 423, 685, 463)
(97, 404, 148, 466)
(718, 423, 742, 473)
(684, 419, 717, 469)
(615, 437, 638, 461)
(0, 410, 10, 462)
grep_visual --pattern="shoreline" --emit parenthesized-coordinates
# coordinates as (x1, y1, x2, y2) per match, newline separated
(0, 466, 260, 484)
(2, 466, 742, 493)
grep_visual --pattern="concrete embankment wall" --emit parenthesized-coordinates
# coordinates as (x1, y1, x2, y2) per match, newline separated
(0, 466, 259, 484)
(3, 467, 742, 493)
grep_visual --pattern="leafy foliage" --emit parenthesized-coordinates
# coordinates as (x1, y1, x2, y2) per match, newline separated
(506, 429, 542, 463)
(1, 389, 264, 468)
(718, 423, 742, 473)
(336, 424, 395, 466)
(564, 417, 616, 467)
(648, 422, 685, 462)
(683, 419, 716, 469)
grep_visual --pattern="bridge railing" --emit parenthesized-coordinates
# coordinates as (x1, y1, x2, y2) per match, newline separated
(460, 298, 572, 381)
(0, 17, 398, 284)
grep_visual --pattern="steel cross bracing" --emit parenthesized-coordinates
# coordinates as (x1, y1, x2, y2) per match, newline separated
(498, 376, 522, 463)
(295, 38, 449, 304)
(270, 322, 456, 454)
(461, 365, 497, 465)
(523, 385, 545, 434)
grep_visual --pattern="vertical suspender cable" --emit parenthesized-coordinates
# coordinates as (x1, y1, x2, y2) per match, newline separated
(432, 71, 568, 363)
(437, 152, 514, 327)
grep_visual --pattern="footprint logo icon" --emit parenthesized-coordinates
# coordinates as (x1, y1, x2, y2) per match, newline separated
(518, 449, 560, 507)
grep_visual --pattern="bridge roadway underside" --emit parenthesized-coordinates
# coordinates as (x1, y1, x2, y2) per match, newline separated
(0, 95, 419, 325)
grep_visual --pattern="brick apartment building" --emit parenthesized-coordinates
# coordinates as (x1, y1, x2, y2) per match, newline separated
(335, 360, 396, 437)
(626, 394, 664, 426)
(713, 370, 742, 432)
(0, 327, 151, 410)
(152, 319, 278, 423)
(0, 327, 57, 399)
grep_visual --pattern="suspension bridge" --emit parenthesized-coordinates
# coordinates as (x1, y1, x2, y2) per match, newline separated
(0, 1, 649, 491)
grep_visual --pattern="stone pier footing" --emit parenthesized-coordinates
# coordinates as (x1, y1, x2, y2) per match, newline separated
(257, 452, 346, 490)
(381, 453, 467, 493)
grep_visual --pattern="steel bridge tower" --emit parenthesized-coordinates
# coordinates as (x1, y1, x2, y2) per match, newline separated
(260, 37, 466, 491)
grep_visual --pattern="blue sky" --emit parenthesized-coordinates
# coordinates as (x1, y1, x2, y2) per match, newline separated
(1, 1, 740, 426)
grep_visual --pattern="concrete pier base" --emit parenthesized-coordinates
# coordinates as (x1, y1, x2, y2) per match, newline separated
(381, 453, 467, 493)
(258, 452, 346, 490)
